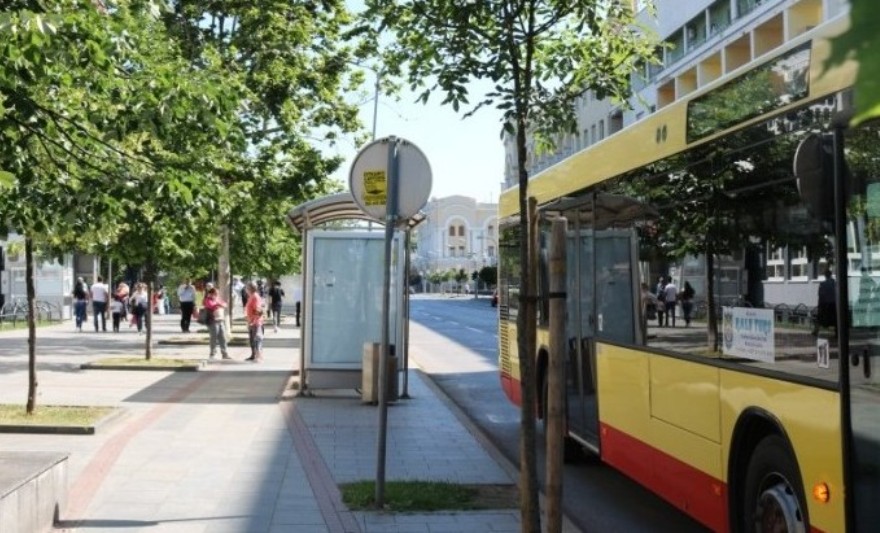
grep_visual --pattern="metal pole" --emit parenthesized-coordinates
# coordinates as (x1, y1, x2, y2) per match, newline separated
(371, 72, 380, 140)
(376, 137, 400, 507)
(401, 229, 412, 399)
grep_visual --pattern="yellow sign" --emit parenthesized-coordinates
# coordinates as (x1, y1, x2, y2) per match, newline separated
(363, 170, 387, 206)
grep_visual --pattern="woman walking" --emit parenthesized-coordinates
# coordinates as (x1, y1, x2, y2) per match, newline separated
(129, 283, 149, 333)
(203, 287, 231, 360)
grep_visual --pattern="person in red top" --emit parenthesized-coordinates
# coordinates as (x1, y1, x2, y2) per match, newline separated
(203, 287, 231, 360)
(244, 281, 264, 362)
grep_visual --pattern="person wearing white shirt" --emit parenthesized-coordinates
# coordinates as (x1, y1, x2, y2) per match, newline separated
(177, 279, 196, 333)
(90, 276, 110, 332)
(662, 277, 678, 327)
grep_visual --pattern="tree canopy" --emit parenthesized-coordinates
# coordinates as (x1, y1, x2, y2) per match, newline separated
(827, 0, 880, 124)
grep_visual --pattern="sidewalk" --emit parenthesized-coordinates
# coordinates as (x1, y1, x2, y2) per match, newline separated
(0, 312, 521, 532)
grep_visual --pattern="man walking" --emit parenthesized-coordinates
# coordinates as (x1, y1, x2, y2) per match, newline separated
(90, 276, 109, 332)
(177, 279, 196, 333)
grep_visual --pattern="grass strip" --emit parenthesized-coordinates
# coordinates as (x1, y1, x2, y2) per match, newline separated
(84, 357, 199, 368)
(0, 404, 115, 426)
(340, 480, 517, 512)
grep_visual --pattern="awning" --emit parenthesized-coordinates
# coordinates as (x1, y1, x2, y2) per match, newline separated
(286, 191, 425, 234)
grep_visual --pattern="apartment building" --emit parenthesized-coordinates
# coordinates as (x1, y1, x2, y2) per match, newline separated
(502, 0, 848, 188)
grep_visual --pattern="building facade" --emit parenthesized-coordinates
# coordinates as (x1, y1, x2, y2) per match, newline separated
(413, 195, 498, 277)
(503, 0, 847, 188)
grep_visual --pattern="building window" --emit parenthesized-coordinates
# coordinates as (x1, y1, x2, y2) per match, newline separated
(459, 246, 466, 256)
(766, 245, 785, 281)
(449, 226, 455, 237)
(448, 246, 455, 257)
(458, 225, 465, 237)
(488, 246, 496, 257)
(487, 225, 494, 236)
(790, 247, 809, 281)
(599, 120, 605, 140)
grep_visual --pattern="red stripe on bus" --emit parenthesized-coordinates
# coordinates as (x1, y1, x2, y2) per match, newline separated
(600, 422, 729, 532)
(501, 375, 521, 405)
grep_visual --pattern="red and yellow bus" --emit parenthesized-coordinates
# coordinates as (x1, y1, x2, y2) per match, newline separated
(498, 8, 878, 533)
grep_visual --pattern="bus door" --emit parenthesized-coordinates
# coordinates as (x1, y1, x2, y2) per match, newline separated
(564, 204, 597, 445)
(842, 123, 880, 530)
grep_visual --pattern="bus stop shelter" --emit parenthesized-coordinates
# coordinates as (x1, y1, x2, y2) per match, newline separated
(287, 191, 423, 396)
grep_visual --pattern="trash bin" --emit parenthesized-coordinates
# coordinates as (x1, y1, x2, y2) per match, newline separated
(362, 342, 398, 404)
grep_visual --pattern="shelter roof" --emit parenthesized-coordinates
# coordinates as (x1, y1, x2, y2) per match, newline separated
(287, 191, 425, 234)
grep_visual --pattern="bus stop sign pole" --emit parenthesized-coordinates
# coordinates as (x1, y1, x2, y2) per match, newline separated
(375, 136, 400, 507)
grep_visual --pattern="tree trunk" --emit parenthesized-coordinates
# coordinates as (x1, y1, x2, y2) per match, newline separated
(144, 262, 154, 360)
(218, 224, 232, 336)
(517, 197, 540, 533)
(25, 236, 38, 415)
(546, 218, 567, 533)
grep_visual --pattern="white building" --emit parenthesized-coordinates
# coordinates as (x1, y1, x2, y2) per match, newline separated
(412, 195, 498, 277)
(503, 0, 847, 187)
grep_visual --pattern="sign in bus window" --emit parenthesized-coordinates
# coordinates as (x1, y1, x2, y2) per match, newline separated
(722, 306, 776, 363)
(687, 43, 811, 143)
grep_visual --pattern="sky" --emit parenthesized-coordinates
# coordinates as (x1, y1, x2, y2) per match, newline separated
(326, 79, 507, 205)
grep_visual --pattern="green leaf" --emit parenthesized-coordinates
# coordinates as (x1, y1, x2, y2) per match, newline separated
(0, 170, 14, 189)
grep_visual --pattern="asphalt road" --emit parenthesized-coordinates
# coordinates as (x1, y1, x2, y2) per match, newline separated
(408, 294, 709, 533)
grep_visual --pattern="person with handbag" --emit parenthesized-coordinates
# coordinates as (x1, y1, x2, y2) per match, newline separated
(203, 287, 231, 360)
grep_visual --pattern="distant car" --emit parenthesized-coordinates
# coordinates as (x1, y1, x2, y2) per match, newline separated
(491, 290, 498, 307)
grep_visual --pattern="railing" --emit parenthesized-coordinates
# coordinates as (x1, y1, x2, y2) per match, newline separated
(0, 299, 63, 327)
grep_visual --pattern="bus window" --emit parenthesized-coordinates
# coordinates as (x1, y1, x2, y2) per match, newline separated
(601, 97, 838, 384)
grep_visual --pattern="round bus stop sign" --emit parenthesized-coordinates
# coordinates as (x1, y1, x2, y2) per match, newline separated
(349, 137, 432, 223)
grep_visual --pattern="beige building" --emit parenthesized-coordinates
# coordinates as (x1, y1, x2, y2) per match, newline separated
(413, 195, 498, 276)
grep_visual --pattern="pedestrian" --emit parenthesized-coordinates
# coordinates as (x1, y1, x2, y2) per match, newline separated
(680, 281, 696, 327)
(257, 279, 268, 318)
(232, 276, 244, 309)
(177, 279, 196, 333)
(90, 275, 109, 332)
(244, 281, 264, 362)
(115, 281, 130, 327)
(72, 276, 89, 332)
(813, 270, 837, 336)
(268, 280, 285, 333)
(663, 276, 678, 327)
(655, 276, 666, 327)
(203, 287, 231, 360)
(240, 280, 249, 310)
(109, 294, 124, 332)
(130, 282, 149, 333)
(640, 282, 659, 343)
(295, 301, 301, 327)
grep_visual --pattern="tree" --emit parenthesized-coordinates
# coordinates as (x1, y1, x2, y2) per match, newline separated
(0, 0, 244, 400)
(362, 2, 658, 528)
(827, 0, 880, 124)
(160, 0, 365, 311)
(479, 265, 498, 288)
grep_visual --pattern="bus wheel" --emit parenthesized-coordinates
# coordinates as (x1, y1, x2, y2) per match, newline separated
(742, 435, 808, 533)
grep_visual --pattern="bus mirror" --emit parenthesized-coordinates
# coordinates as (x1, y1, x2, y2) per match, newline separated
(794, 133, 834, 223)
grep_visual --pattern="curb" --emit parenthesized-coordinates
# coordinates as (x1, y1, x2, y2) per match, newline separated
(411, 367, 583, 533)
(79, 362, 203, 372)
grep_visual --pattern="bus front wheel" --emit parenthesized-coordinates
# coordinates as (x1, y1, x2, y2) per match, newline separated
(742, 435, 808, 533)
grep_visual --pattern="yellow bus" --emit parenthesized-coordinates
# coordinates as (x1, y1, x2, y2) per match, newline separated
(497, 10, 878, 533)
